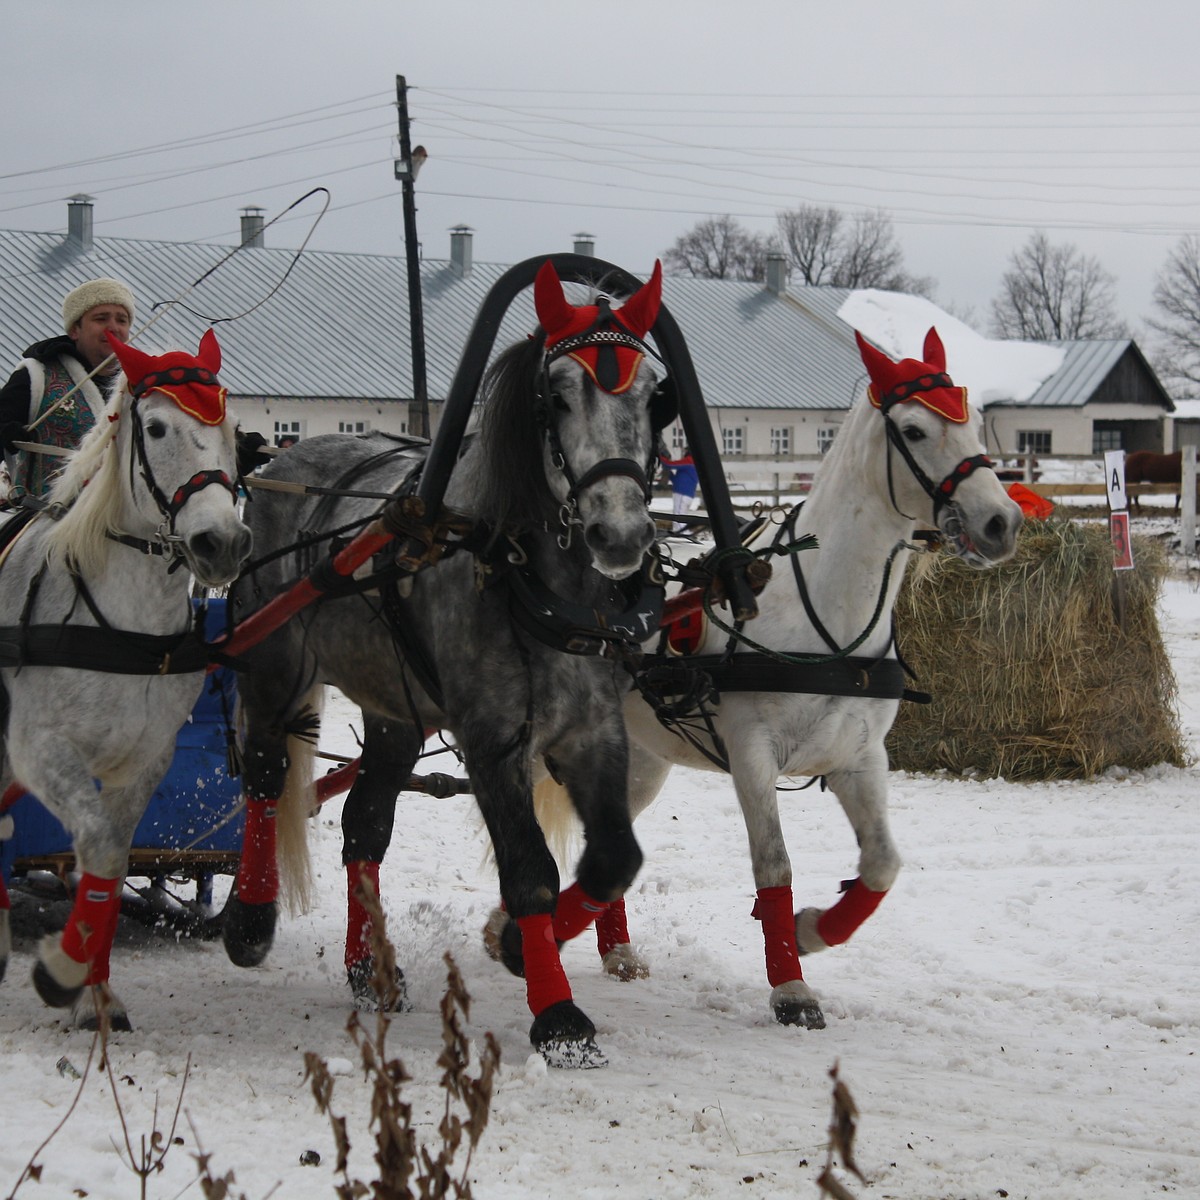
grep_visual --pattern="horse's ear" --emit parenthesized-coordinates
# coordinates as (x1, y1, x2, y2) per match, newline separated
(197, 328, 222, 373)
(534, 259, 575, 337)
(854, 329, 893, 387)
(922, 327, 946, 371)
(104, 330, 152, 379)
(616, 260, 663, 337)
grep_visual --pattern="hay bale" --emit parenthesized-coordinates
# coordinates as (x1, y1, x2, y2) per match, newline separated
(886, 520, 1186, 780)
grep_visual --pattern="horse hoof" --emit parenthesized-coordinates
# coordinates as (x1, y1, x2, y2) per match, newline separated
(482, 907, 507, 963)
(530, 1000, 608, 1069)
(347, 958, 409, 1012)
(482, 910, 527, 978)
(770, 981, 826, 1029)
(74, 984, 133, 1033)
(221, 896, 278, 967)
(32, 935, 88, 1009)
(794, 907, 830, 956)
(773, 996, 826, 1030)
(601, 944, 650, 981)
(32, 959, 84, 1009)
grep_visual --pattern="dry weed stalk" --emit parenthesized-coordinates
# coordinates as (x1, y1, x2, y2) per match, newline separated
(816, 1061, 866, 1200)
(4, 989, 108, 1199)
(303, 877, 500, 1199)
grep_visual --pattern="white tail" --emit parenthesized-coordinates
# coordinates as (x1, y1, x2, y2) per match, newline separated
(275, 685, 321, 914)
(532, 773, 582, 869)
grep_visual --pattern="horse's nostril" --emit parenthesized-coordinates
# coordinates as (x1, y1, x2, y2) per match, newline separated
(587, 523, 612, 551)
(189, 531, 217, 559)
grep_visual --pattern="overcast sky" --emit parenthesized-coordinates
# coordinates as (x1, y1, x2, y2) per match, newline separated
(4, 0, 1198, 340)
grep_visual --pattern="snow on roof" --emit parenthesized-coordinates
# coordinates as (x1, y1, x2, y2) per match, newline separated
(837, 288, 1065, 408)
(1171, 398, 1200, 420)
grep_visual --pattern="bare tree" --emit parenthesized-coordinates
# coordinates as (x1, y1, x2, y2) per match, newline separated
(662, 214, 773, 281)
(777, 205, 842, 285)
(1147, 233, 1200, 396)
(990, 232, 1126, 340)
(775, 205, 934, 295)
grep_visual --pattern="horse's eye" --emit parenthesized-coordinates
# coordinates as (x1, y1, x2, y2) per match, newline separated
(146, 419, 168, 440)
(902, 425, 926, 443)
(551, 391, 569, 413)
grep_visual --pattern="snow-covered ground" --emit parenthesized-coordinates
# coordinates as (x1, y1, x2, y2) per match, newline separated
(2, 563, 1199, 1198)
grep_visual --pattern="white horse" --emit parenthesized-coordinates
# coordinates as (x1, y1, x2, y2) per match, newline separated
(0, 330, 251, 1030)
(522, 327, 1024, 1030)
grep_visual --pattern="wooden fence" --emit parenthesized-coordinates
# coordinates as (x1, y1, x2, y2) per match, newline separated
(703, 448, 1200, 552)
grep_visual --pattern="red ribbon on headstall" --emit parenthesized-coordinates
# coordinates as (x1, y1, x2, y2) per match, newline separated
(856, 327, 970, 424)
(105, 329, 228, 425)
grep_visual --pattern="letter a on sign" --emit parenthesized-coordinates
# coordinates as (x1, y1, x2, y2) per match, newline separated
(1104, 450, 1128, 512)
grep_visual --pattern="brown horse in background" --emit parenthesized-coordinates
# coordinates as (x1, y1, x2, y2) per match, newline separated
(1125, 450, 1182, 514)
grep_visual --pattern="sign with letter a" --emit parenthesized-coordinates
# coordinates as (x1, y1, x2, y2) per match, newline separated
(1104, 450, 1128, 512)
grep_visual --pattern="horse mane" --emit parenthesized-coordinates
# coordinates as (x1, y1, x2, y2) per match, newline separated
(469, 334, 557, 532)
(42, 378, 128, 576)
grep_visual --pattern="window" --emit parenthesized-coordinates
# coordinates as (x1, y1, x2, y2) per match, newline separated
(273, 420, 303, 448)
(669, 422, 686, 454)
(722, 426, 744, 456)
(1017, 430, 1052, 456)
(769, 426, 792, 455)
(339, 420, 370, 434)
(1092, 428, 1122, 454)
(817, 426, 839, 455)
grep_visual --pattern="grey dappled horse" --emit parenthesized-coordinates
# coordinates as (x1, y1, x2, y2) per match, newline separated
(0, 331, 251, 1030)
(224, 261, 665, 1066)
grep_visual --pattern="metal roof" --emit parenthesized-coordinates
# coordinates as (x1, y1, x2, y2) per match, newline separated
(1020, 339, 1154, 408)
(0, 228, 1167, 416)
(0, 229, 867, 411)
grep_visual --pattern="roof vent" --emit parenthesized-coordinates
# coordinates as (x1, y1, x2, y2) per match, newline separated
(573, 232, 595, 257)
(240, 206, 266, 249)
(765, 252, 788, 296)
(450, 225, 473, 278)
(67, 194, 94, 250)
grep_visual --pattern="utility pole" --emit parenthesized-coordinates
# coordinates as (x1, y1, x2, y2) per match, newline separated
(394, 74, 429, 439)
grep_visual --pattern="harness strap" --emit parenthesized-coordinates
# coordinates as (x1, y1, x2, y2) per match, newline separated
(497, 551, 664, 658)
(643, 651, 928, 703)
(0, 622, 209, 674)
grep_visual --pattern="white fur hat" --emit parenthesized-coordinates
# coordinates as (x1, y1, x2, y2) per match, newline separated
(61, 277, 135, 334)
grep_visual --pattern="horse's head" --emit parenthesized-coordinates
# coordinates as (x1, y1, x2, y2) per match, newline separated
(105, 330, 252, 585)
(855, 327, 1022, 567)
(529, 259, 664, 579)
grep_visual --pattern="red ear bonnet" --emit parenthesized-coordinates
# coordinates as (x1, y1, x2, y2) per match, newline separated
(533, 260, 663, 395)
(855, 326, 968, 424)
(106, 330, 228, 425)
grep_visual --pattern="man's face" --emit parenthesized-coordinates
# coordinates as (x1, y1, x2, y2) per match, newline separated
(69, 304, 132, 371)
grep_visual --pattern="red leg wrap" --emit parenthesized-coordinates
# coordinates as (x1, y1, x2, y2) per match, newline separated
(552, 882, 609, 944)
(84, 888, 123, 986)
(817, 878, 888, 947)
(60, 873, 122, 981)
(752, 886, 803, 987)
(595, 898, 630, 959)
(345, 860, 381, 970)
(235, 797, 279, 905)
(517, 913, 572, 1017)
(0, 869, 10, 911)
